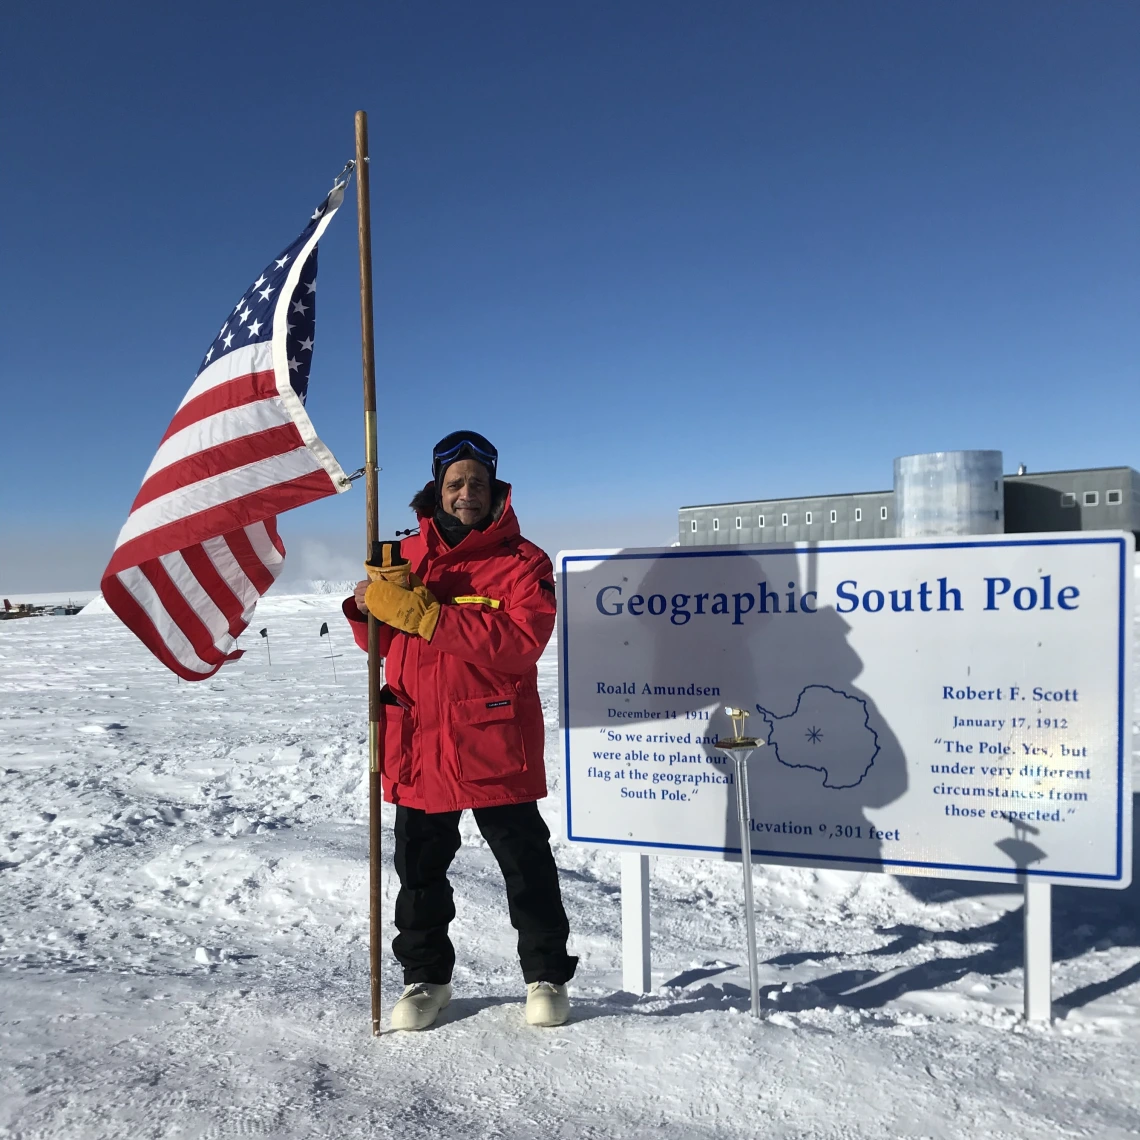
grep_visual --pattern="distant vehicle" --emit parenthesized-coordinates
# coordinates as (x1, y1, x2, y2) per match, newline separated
(0, 600, 82, 620)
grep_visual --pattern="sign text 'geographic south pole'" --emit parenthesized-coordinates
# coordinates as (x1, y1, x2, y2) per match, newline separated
(558, 534, 1133, 887)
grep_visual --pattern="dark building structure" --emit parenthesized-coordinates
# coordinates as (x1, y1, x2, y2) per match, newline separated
(1002, 467, 1140, 537)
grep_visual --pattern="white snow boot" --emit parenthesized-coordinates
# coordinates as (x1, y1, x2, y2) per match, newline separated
(390, 982, 451, 1031)
(525, 981, 570, 1027)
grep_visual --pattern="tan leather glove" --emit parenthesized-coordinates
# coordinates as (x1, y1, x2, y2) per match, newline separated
(364, 578, 441, 641)
(364, 542, 413, 589)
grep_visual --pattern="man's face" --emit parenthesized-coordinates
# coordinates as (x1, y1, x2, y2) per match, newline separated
(440, 459, 492, 525)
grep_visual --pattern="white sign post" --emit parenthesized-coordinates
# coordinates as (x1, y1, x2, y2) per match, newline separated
(557, 533, 1134, 1021)
(620, 851, 651, 994)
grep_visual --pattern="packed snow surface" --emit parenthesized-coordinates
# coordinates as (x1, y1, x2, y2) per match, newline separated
(2, 598, 1139, 1139)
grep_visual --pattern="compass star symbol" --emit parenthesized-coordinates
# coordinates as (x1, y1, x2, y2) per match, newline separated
(805, 726, 823, 744)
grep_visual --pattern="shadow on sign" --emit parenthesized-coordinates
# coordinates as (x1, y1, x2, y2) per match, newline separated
(601, 543, 910, 868)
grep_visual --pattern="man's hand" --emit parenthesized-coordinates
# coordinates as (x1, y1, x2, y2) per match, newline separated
(354, 579, 370, 615)
(364, 543, 411, 588)
(364, 579, 441, 640)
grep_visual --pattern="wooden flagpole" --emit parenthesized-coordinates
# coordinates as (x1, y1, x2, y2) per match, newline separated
(355, 109, 383, 1036)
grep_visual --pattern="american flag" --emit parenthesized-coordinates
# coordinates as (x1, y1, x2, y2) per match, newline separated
(101, 175, 352, 680)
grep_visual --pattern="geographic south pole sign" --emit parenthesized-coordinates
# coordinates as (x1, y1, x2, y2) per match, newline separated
(558, 533, 1133, 887)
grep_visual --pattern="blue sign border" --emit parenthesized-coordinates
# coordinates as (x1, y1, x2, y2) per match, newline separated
(559, 535, 1130, 883)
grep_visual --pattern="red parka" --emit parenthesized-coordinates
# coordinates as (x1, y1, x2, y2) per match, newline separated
(344, 483, 556, 813)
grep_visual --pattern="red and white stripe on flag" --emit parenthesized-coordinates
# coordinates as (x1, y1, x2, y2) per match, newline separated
(101, 177, 352, 680)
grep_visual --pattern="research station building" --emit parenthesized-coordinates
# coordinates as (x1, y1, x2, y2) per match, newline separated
(678, 453, 1140, 546)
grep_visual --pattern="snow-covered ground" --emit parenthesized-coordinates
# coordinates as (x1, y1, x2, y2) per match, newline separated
(2, 597, 1139, 1139)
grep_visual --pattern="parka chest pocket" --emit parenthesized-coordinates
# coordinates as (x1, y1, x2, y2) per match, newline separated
(449, 693, 527, 783)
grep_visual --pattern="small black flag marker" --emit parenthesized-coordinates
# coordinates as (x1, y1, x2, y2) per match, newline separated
(259, 627, 271, 666)
(319, 621, 339, 683)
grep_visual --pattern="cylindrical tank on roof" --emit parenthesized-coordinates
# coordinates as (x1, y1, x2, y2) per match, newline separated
(894, 451, 1004, 537)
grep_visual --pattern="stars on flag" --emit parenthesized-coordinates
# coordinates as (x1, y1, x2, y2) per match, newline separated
(195, 202, 323, 400)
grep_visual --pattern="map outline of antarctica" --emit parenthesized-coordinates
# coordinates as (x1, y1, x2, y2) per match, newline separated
(755, 685, 880, 789)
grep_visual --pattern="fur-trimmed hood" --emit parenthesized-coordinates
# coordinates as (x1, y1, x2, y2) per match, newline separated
(409, 479, 510, 524)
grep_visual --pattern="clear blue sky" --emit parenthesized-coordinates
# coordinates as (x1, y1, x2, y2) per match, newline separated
(3, 1, 1137, 590)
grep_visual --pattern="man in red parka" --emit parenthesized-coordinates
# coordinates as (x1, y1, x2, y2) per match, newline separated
(345, 430, 576, 1031)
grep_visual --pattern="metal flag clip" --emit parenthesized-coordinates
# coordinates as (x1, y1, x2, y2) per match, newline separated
(345, 464, 381, 484)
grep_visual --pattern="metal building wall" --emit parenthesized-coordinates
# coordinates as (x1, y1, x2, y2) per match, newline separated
(679, 491, 895, 546)
(1003, 467, 1139, 534)
(894, 450, 1004, 538)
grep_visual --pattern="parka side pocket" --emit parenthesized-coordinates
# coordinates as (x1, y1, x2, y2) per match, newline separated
(450, 693, 527, 783)
(378, 697, 414, 786)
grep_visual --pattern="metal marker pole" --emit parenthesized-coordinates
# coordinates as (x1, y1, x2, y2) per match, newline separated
(731, 750, 761, 1018)
(355, 108, 383, 1037)
(717, 708, 763, 1019)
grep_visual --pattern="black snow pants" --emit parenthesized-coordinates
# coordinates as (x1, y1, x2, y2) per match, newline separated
(392, 801, 578, 986)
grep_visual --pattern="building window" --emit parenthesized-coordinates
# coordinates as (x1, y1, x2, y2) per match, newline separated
(690, 520, 697, 532)
(805, 511, 813, 525)
(1061, 492, 1077, 508)
(781, 513, 789, 526)
(855, 508, 862, 522)
(880, 506, 888, 520)
(735, 517, 742, 529)
(712, 518, 719, 531)
(758, 515, 765, 528)
(1107, 489, 1123, 505)
(1083, 491, 1099, 507)
(830, 509, 837, 523)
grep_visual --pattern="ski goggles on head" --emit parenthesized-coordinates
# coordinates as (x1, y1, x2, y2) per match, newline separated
(432, 431, 498, 482)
